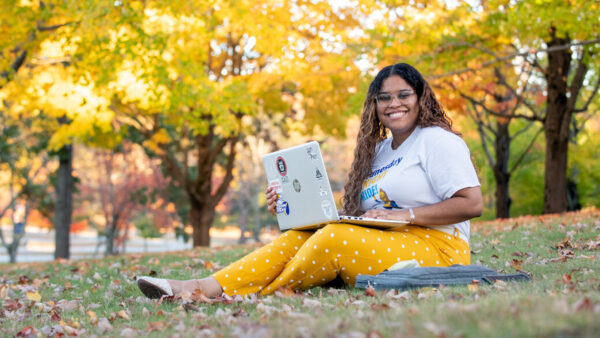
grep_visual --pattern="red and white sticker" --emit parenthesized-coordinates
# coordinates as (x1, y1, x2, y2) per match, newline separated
(276, 156, 287, 176)
(269, 179, 283, 194)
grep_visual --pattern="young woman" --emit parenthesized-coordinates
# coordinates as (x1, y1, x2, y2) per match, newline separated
(136, 63, 483, 299)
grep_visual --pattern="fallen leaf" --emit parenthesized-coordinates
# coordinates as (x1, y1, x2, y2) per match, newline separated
(562, 273, 572, 285)
(62, 325, 78, 336)
(385, 290, 410, 301)
(182, 302, 201, 312)
(364, 285, 377, 297)
(15, 326, 36, 337)
(120, 327, 137, 338)
(302, 298, 322, 308)
(147, 321, 167, 331)
(510, 259, 523, 270)
(98, 318, 113, 333)
(117, 310, 131, 320)
(87, 310, 98, 325)
(274, 286, 295, 298)
(50, 309, 62, 322)
(3, 299, 22, 311)
(572, 297, 592, 312)
(556, 238, 573, 249)
(26, 291, 42, 302)
(468, 280, 479, 292)
(56, 300, 79, 311)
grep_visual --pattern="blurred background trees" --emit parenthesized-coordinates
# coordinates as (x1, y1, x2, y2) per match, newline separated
(1, 0, 599, 261)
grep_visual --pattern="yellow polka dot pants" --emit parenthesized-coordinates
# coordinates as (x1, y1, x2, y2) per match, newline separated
(212, 224, 470, 296)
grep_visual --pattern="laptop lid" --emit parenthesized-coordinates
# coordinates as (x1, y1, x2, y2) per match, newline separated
(262, 141, 339, 230)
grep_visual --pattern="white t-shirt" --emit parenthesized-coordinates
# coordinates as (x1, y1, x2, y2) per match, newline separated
(360, 126, 480, 243)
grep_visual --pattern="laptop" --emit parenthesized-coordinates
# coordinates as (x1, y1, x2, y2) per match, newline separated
(262, 141, 410, 231)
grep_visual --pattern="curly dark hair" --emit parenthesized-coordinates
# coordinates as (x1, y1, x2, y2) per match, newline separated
(341, 63, 457, 216)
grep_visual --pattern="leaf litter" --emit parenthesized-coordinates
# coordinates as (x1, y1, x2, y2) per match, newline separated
(1, 209, 600, 336)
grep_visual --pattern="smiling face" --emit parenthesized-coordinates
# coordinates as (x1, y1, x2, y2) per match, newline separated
(376, 75, 419, 148)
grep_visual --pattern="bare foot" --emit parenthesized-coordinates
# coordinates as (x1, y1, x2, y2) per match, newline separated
(167, 277, 223, 298)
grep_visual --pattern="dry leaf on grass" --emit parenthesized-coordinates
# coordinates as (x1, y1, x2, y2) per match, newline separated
(364, 285, 377, 297)
(147, 321, 167, 331)
(117, 310, 131, 320)
(15, 326, 36, 337)
(302, 298, 322, 308)
(385, 290, 410, 300)
(275, 286, 296, 297)
(98, 318, 113, 333)
(25, 291, 41, 302)
(0, 285, 8, 300)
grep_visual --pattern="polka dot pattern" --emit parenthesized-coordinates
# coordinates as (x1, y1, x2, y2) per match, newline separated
(212, 225, 470, 296)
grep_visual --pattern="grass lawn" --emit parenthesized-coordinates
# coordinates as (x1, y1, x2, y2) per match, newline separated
(1, 208, 599, 337)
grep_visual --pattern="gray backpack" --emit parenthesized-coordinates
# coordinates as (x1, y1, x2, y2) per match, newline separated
(355, 264, 530, 290)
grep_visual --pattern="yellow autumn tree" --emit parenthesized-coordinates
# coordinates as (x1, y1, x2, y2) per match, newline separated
(61, 0, 376, 246)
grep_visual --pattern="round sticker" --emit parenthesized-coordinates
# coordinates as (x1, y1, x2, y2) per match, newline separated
(276, 156, 287, 176)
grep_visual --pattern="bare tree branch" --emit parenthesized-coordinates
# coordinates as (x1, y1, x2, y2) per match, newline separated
(211, 137, 239, 208)
(36, 21, 73, 32)
(574, 74, 600, 113)
(493, 67, 542, 120)
(567, 49, 588, 111)
(509, 127, 544, 174)
(428, 38, 600, 80)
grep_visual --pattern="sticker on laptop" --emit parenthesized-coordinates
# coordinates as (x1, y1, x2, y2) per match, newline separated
(269, 179, 283, 194)
(292, 179, 301, 192)
(276, 199, 290, 215)
(276, 156, 287, 176)
(306, 146, 318, 161)
(315, 167, 324, 180)
(319, 185, 327, 197)
(321, 200, 333, 218)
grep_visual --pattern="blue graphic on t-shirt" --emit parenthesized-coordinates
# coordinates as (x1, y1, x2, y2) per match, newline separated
(367, 156, 403, 179)
(361, 184, 379, 201)
(374, 188, 400, 209)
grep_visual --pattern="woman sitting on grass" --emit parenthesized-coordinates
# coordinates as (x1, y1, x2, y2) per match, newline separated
(137, 63, 483, 299)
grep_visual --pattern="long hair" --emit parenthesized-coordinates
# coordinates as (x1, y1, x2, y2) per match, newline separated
(341, 63, 456, 216)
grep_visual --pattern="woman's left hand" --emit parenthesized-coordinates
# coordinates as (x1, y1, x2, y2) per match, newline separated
(360, 208, 410, 222)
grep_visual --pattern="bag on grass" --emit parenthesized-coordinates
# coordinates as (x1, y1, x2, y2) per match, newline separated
(355, 264, 530, 290)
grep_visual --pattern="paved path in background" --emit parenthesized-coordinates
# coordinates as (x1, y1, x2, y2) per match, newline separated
(0, 226, 276, 264)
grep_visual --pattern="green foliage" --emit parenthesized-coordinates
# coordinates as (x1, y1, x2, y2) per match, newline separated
(133, 214, 163, 240)
(570, 121, 600, 207)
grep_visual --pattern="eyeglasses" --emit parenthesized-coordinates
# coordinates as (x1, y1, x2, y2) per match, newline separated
(375, 90, 415, 107)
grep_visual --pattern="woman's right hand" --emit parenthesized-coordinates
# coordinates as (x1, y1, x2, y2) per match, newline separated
(266, 186, 279, 216)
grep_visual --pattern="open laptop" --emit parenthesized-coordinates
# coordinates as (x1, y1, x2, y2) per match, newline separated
(262, 141, 409, 231)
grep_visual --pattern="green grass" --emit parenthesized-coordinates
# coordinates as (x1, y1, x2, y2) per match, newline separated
(1, 208, 599, 337)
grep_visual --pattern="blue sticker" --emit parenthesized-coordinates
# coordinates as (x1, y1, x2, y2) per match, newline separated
(276, 199, 290, 215)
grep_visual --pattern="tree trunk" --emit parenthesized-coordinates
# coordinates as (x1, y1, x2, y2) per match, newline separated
(54, 144, 73, 259)
(543, 33, 571, 214)
(238, 208, 248, 244)
(8, 241, 18, 263)
(105, 222, 117, 256)
(493, 121, 511, 218)
(237, 191, 249, 244)
(190, 198, 214, 247)
(252, 197, 262, 242)
(566, 165, 581, 211)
